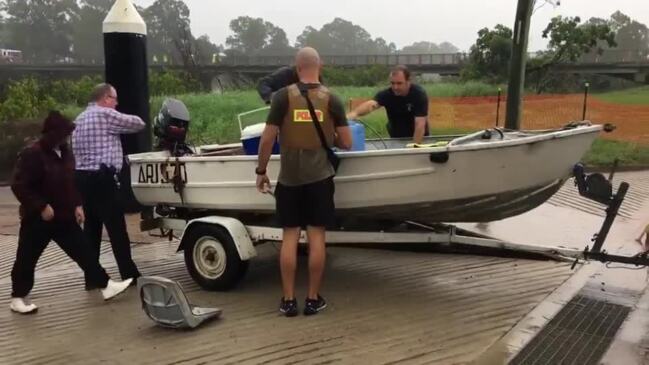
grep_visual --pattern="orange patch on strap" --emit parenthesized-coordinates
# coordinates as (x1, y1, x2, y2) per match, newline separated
(293, 109, 323, 122)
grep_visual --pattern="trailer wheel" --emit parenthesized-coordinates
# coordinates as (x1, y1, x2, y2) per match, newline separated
(183, 225, 249, 291)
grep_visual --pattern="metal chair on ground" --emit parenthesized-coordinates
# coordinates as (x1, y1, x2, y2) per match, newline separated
(137, 276, 221, 329)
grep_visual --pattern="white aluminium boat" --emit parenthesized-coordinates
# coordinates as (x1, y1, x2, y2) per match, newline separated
(128, 122, 602, 223)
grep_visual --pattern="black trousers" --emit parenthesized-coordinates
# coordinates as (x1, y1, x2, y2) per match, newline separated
(76, 170, 141, 283)
(11, 218, 110, 298)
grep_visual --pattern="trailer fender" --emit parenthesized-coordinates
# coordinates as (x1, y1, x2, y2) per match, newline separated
(177, 216, 257, 261)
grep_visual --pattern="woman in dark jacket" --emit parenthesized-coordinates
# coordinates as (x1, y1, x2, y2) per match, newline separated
(9, 111, 133, 314)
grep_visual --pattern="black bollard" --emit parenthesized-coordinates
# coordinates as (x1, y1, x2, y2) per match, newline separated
(103, 0, 151, 213)
(582, 82, 590, 121)
(495, 87, 502, 127)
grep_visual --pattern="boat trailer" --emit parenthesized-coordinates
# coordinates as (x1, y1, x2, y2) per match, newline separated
(141, 163, 649, 291)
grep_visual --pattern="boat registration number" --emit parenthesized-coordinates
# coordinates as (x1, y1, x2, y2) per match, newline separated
(137, 162, 188, 184)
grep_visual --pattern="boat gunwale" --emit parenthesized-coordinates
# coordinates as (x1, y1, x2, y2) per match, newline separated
(127, 124, 603, 164)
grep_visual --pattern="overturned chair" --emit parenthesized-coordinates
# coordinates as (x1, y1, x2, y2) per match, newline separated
(137, 276, 222, 329)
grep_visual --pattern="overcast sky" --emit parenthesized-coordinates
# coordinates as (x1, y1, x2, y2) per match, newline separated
(134, 0, 648, 52)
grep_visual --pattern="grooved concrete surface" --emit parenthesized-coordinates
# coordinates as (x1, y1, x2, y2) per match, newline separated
(0, 236, 573, 365)
(1, 171, 648, 364)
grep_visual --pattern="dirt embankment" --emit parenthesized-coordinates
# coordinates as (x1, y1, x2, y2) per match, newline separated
(351, 94, 649, 144)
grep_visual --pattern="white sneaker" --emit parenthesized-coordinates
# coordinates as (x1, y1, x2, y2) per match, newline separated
(101, 278, 133, 301)
(10, 297, 38, 314)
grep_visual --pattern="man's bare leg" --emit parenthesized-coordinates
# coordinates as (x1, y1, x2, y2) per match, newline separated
(306, 226, 326, 299)
(280, 227, 301, 300)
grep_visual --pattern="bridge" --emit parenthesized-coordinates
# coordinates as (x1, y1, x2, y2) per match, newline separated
(1, 49, 647, 85)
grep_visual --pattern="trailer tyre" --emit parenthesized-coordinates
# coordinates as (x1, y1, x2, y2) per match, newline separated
(183, 225, 249, 291)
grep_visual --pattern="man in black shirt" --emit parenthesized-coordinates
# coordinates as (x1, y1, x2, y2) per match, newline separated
(347, 65, 429, 143)
(257, 66, 324, 105)
(257, 66, 299, 105)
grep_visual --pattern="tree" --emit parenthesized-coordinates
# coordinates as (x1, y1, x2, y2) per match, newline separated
(262, 26, 294, 56)
(0, 9, 9, 47)
(401, 41, 439, 54)
(461, 25, 513, 82)
(438, 42, 460, 53)
(528, 16, 616, 92)
(194, 34, 221, 64)
(400, 41, 459, 54)
(296, 18, 395, 55)
(610, 11, 649, 59)
(225, 16, 293, 56)
(142, 0, 192, 64)
(226, 16, 268, 56)
(2, 0, 80, 62)
(373, 37, 396, 54)
(296, 26, 328, 52)
(72, 0, 113, 63)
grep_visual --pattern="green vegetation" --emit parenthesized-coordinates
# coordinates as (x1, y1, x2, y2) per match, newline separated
(595, 86, 649, 105)
(145, 82, 500, 144)
(2, 83, 648, 179)
(0, 70, 201, 122)
(332, 81, 501, 100)
(582, 139, 649, 167)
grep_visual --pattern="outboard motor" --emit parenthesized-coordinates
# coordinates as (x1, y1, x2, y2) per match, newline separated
(153, 98, 192, 156)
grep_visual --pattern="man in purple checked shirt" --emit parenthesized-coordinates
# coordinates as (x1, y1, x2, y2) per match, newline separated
(72, 83, 145, 289)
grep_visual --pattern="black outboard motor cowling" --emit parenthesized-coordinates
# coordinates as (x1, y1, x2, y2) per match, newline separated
(153, 98, 192, 156)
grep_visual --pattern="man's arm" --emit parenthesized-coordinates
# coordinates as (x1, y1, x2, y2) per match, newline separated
(107, 109, 145, 134)
(10, 148, 47, 216)
(256, 88, 287, 192)
(412, 87, 429, 144)
(346, 100, 381, 120)
(257, 125, 279, 173)
(413, 117, 427, 144)
(257, 66, 298, 105)
(335, 126, 352, 150)
(329, 94, 352, 150)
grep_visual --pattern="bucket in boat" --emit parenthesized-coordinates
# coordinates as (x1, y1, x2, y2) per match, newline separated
(349, 120, 365, 151)
(241, 123, 280, 155)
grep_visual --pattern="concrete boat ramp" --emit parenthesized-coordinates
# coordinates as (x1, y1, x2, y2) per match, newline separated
(1, 171, 649, 364)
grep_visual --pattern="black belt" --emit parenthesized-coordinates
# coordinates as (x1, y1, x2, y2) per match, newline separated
(77, 165, 121, 188)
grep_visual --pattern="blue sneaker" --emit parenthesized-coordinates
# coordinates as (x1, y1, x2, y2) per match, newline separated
(304, 295, 327, 316)
(279, 298, 298, 317)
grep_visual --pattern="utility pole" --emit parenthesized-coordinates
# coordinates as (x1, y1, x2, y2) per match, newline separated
(505, 0, 534, 130)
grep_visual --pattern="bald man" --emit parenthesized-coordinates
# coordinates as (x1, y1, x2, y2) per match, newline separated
(256, 47, 352, 317)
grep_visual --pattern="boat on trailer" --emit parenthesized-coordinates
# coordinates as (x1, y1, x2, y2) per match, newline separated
(128, 122, 603, 224)
(128, 103, 626, 290)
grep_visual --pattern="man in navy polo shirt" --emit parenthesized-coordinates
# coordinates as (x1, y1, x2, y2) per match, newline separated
(347, 65, 429, 144)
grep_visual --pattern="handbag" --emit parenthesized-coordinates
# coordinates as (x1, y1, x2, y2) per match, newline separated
(299, 86, 340, 172)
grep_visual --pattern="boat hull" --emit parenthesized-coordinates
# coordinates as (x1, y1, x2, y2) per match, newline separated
(128, 125, 601, 223)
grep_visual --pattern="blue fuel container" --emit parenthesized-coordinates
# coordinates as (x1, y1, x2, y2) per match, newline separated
(349, 121, 366, 151)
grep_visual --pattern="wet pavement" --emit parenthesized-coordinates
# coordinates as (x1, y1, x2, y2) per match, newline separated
(0, 171, 648, 364)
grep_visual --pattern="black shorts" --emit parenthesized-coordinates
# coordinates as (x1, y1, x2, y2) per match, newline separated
(275, 177, 335, 228)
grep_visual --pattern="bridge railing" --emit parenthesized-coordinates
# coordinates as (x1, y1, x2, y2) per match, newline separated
(577, 49, 649, 64)
(218, 53, 470, 67)
(198, 49, 648, 67)
(2, 49, 646, 68)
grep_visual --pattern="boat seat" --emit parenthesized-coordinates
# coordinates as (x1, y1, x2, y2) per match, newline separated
(137, 276, 222, 329)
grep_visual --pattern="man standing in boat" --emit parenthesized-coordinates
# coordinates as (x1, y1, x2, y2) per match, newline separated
(346, 65, 429, 144)
(257, 65, 323, 105)
(255, 47, 352, 317)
